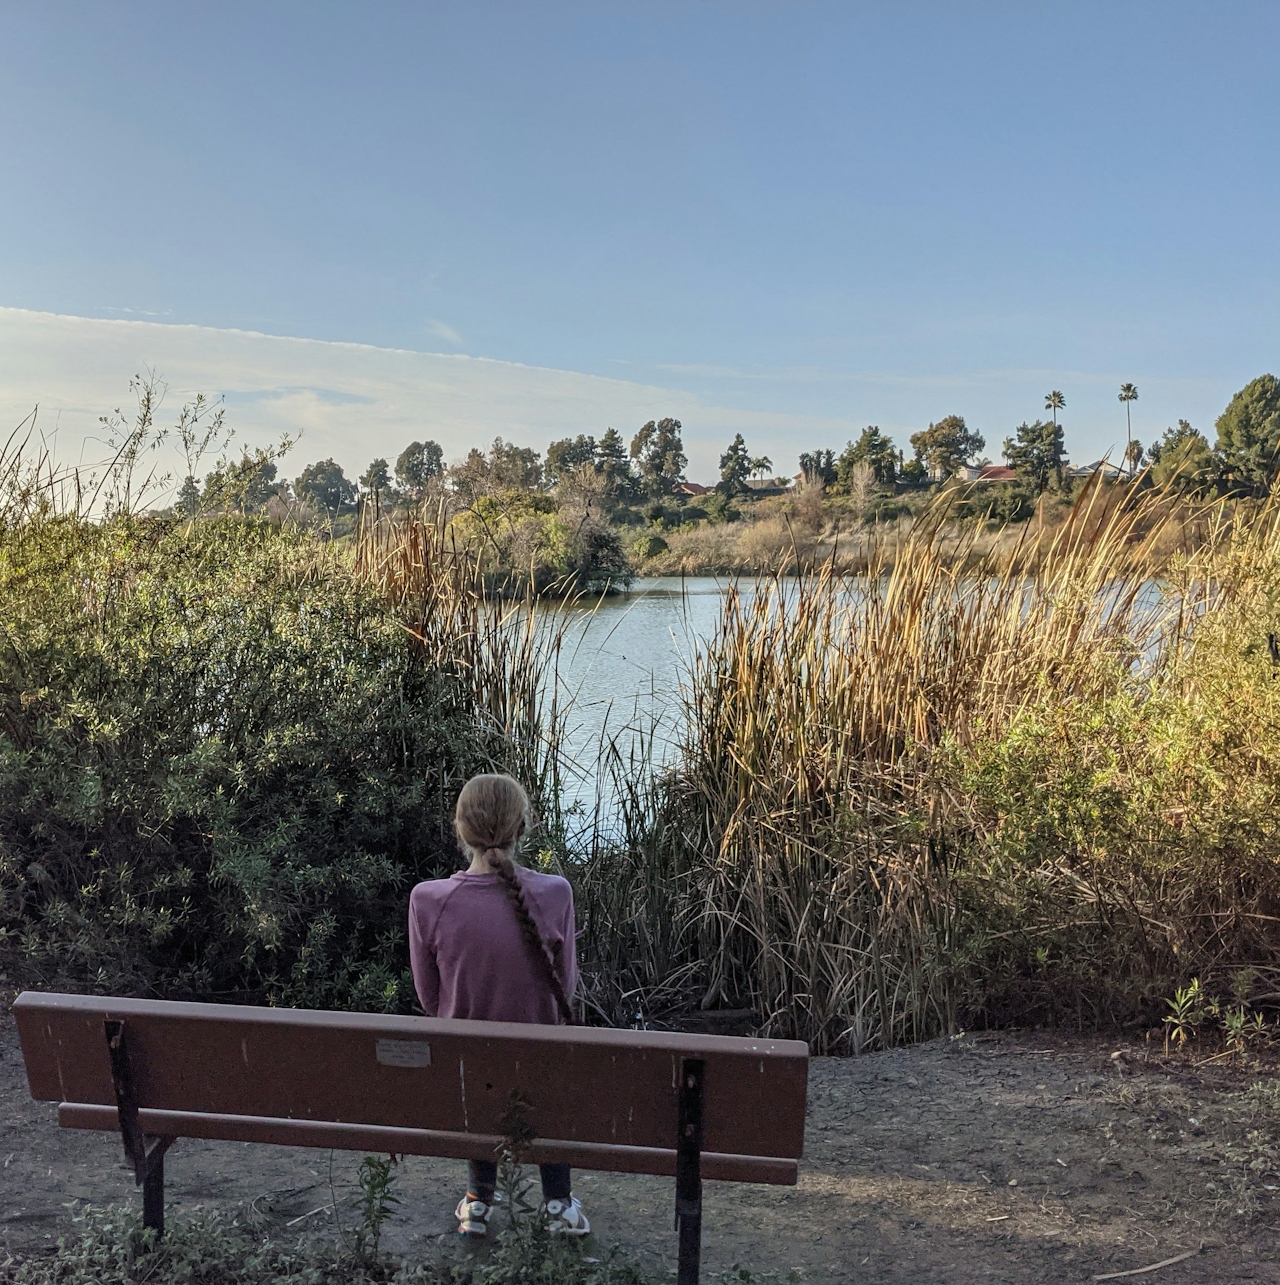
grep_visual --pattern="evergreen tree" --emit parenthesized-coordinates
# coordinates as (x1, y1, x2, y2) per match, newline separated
(359, 458, 392, 496)
(909, 416, 984, 479)
(798, 449, 837, 487)
(718, 433, 752, 494)
(837, 426, 897, 486)
(176, 475, 201, 517)
(1214, 374, 1280, 495)
(447, 437, 543, 500)
(1148, 420, 1214, 493)
(487, 438, 543, 490)
(630, 418, 687, 497)
(1002, 420, 1066, 493)
(545, 435, 598, 487)
(295, 459, 356, 514)
(595, 427, 635, 499)
(203, 449, 285, 513)
(449, 448, 490, 503)
(394, 440, 444, 498)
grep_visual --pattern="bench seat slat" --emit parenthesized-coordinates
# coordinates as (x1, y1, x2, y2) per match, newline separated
(58, 1102, 797, 1184)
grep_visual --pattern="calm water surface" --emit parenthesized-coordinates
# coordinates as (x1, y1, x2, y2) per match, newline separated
(549, 577, 744, 813)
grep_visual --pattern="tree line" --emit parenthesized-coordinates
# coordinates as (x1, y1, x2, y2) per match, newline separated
(797, 374, 1280, 501)
(178, 373, 1280, 520)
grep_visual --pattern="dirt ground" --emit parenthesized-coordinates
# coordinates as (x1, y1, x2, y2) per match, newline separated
(4, 1012, 1280, 1283)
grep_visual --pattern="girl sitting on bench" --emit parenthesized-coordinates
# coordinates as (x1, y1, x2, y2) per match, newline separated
(408, 772, 589, 1239)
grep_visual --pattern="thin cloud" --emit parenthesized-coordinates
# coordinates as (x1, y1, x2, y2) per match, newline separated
(102, 306, 175, 318)
(425, 318, 465, 347)
(0, 307, 855, 482)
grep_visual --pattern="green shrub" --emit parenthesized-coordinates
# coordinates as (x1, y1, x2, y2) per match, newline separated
(863, 496, 911, 525)
(702, 493, 739, 525)
(0, 516, 506, 1007)
(628, 534, 668, 561)
(952, 481, 1034, 524)
(450, 493, 631, 596)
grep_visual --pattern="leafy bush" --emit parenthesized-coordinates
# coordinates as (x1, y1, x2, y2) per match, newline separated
(450, 493, 631, 596)
(952, 481, 1034, 524)
(863, 496, 911, 525)
(701, 492, 738, 525)
(0, 1206, 655, 1285)
(628, 533, 668, 561)
(0, 516, 511, 1007)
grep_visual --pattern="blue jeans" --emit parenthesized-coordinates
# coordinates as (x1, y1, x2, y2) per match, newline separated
(467, 1160, 571, 1203)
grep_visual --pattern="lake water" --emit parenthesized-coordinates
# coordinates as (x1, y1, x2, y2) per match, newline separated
(548, 576, 738, 814)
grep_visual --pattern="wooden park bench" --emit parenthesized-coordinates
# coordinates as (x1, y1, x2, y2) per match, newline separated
(14, 991, 808, 1284)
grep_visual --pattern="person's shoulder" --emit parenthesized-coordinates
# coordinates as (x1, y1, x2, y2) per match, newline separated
(410, 875, 464, 910)
(519, 867, 573, 902)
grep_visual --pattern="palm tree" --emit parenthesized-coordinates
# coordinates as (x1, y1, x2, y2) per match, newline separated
(1118, 383, 1138, 476)
(1045, 390, 1065, 426)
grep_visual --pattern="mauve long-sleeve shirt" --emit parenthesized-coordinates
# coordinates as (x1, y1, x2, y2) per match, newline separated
(407, 868, 579, 1025)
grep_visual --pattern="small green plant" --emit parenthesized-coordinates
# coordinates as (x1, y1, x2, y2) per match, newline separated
(0, 1205, 406, 1284)
(1223, 1009, 1269, 1061)
(1164, 978, 1205, 1053)
(354, 1154, 401, 1258)
(1163, 973, 1272, 1062)
(494, 1090, 540, 1229)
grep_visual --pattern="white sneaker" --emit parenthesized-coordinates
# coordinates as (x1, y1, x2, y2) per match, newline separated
(455, 1194, 495, 1238)
(543, 1195, 590, 1236)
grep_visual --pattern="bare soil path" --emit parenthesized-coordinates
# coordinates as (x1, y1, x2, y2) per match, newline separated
(3, 1013, 1278, 1282)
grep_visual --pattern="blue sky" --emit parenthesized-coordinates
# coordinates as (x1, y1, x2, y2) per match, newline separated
(2, 2, 1277, 482)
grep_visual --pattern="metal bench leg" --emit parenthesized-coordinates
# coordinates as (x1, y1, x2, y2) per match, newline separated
(142, 1147, 165, 1235)
(104, 1020, 174, 1238)
(676, 1057, 705, 1285)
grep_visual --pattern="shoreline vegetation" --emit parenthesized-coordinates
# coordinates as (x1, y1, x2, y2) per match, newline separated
(66, 370, 1280, 590)
(2, 372, 1280, 1060)
(578, 487, 1280, 1052)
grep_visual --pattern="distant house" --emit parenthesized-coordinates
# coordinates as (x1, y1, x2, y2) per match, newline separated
(1066, 460, 1125, 481)
(673, 481, 712, 497)
(743, 476, 792, 496)
(955, 464, 1017, 483)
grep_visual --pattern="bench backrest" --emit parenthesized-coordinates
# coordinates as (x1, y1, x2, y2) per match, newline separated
(15, 992, 807, 1184)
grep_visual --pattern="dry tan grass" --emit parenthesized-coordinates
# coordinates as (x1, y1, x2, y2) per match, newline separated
(579, 482, 1280, 1050)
